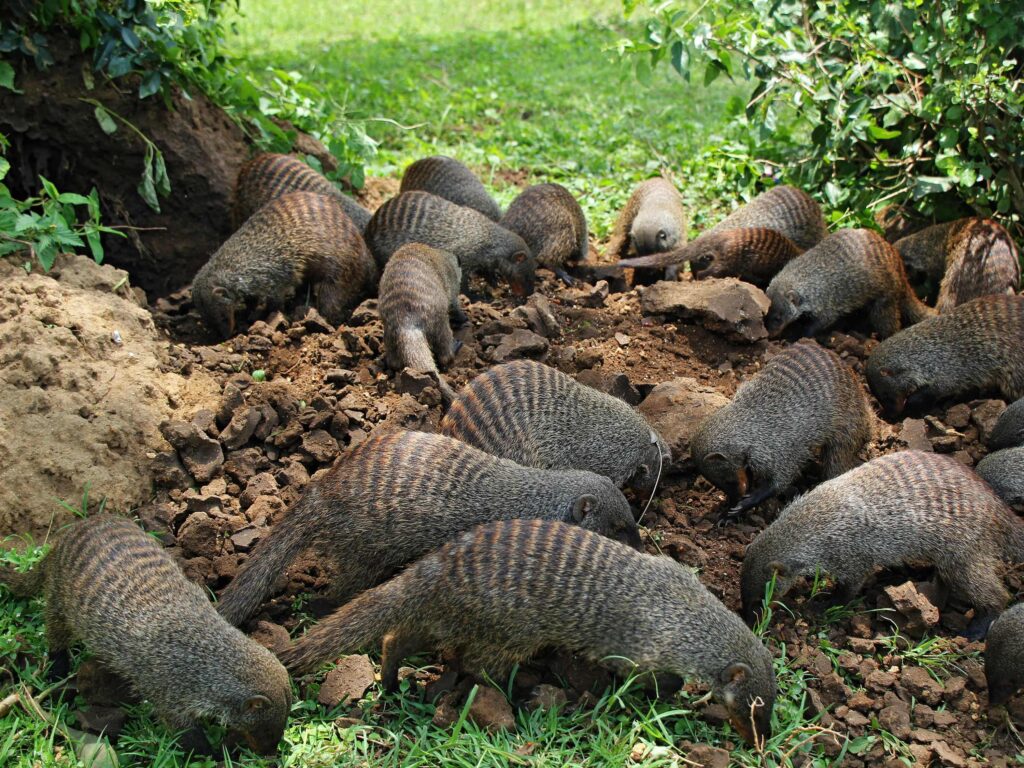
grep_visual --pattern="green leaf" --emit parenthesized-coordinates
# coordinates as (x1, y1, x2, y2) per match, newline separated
(93, 106, 118, 135)
(39, 176, 60, 200)
(0, 61, 17, 92)
(868, 124, 901, 140)
(57, 192, 92, 206)
(138, 170, 160, 212)
(86, 230, 104, 263)
(36, 236, 58, 271)
(0, 156, 9, 182)
(153, 152, 170, 197)
(139, 70, 161, 99)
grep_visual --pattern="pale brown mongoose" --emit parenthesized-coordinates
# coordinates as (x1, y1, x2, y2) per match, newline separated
(989, 398, 1024, 450)
(866, 295, 1024, 415)
(278, 519, 777, 745)
(499, 183, 588, 285)
(740, 451, 1024, 639)
(690, 340, 872, 518)
(605, 178, 687, 260)
(232, 152, 372, 232)
(976, 448, 1024, 509)
(0, 515, 292, 755)
(985, 602, 1024, 705)
(617, 227, 804, 287)
(399, 155, 502, 221)
(215, 430, 641, 627)
(765, 228, 933, 339)
(439, 360, 670, 490)
(192, 191, 378, 338)
(378, 244, 463, 404)
(895, 218, 1020, 310)
(363, 191, 535, 298)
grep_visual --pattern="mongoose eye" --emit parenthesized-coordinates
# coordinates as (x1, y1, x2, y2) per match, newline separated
(657, 230, 667, 241)
(879, 368, 893, 378)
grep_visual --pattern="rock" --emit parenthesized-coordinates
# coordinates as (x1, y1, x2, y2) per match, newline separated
(638, 377, 730, 461)
(880, 581, 939, 637)
(229, 525, 263, 553)
(512, 294, 561, 338)
(241, 472, 279, 508)
(945, 404, 971, 430)
(640, 278, 770, 342)
(865, 669, 897, 693)
(151, 451, 189, 488)
(317, 655, 376, 707)
(685, 744, 730, 768)
(395, 368, 437, 397)
(176, 511, 221, 559)
(432, 691, 461, 728)
(614, 332, 630, 346)
(217, 383, 245, 428)
(901, 666, 944, 706)
(572, 264, 628, 293)
(468, 686, 515, 732)
(490, 329, 549, 362)
(74, 705, 127, 739)
(843, 709, 870, 727)
(971, 399, 1007, 444)
(250, 620, 291, 656)
(563, 280, 609, 308)
(160, 420, 224, 483)
(301, 429, 339, 463)
(325, 368, 358, 386)
(301, 307, 335, 334)
(877, 701, 911, 739)
(574, 370, 642, 406)
(527, 684, 568, 711)
(349, 299, 379, 326)
(219, 407, 262, 450)
(900, 419, 933, 452)
(931, 741, 968, 767)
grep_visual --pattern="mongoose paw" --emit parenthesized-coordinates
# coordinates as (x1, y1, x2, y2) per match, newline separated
(963, 614, 995, 642)
(554, 268, 576, 287)
(451, 308, 470, 328)
(451, 339, 464, 355)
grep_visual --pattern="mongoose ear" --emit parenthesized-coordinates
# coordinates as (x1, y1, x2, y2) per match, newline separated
(513, 251, 527, 264)
(786, 289, 801, 306)
(768, 560, 790, 577)
(212, 285, 229, 300)
(244, 695, 272, 712)
(720, 661, 753, 685)
(702, 451, 727, 465)
(570, 494, 597, 523)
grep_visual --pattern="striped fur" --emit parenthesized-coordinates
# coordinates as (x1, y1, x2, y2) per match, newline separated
(192, 191, 378, 338)
(379, 244, 462, 403)
(499, 183, 588, 271)
(741, 451, 1024, 638)
(278, 519, 776, 745)
(440, 360, 669, 489)
(986, 602, 1024, 704)
(364, 191, 535, 297)
(399, 156, 501, 220)
(606, 178, 687, 259)
(0, 515, 291, 753)
(989, 398, 1024, 450)
(233, 153, 371, 232)
(619, 227, 804, 286)
(215, 430, 640, 627)
(691, 340, 873, 515)
(976, 448, 1024, 509)
(765, 228, 933, 339)
(866, 295, 1024, 414)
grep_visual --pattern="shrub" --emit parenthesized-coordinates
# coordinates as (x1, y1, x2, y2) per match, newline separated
(618, 0, 1024, 232)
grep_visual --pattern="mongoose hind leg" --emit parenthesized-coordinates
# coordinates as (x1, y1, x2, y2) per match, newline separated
(869, 298, 901, 338)
(939, 557, 1009, 640)
(450, 303, 470, 328)
(431, 323, 457, 370)
(43, 605, 72, 681)
(315, 277, 351, 326)
(381, 631, 427, 693)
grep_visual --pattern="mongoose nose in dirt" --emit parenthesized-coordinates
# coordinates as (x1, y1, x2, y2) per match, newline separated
(500, 183, 588, 285)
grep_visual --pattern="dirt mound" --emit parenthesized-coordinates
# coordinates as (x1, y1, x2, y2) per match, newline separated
(0, 254, 219, 541)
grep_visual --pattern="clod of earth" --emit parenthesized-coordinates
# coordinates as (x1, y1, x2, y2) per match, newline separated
(639, 278, 770, 342)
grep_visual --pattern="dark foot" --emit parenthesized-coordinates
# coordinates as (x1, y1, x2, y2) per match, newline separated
(451, 339, 464, 355)
(554, 268, 576, 287)
(178, 726, 214, 757)
(451, 307, 470, 328)
(963, 614, 995, 642)
(48, 649, 71, 682)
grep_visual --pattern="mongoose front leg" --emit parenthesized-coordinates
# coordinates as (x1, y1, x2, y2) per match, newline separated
(717, 483, 778, 525)
(47, 649, 71, 682)
(553, 268, 576, 287)
(177, 726, 214, 757)
(450, 305, 470, 328)
(380, 631, 424, 693)
(964, 613, 997, 642)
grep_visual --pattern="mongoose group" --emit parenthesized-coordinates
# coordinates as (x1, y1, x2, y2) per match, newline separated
(4, 151, 1024, 757)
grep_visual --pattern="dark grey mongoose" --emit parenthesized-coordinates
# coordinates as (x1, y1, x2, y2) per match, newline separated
(232, 152, 371, 232)
(985, 602, 1024, 705)
(399, 155, 502, 221)
(378, 244, 464, 404)
(976, 448, 1024, 509)
(741, 451, 1024, 639)
(439, 360, 670, 491)
(989, 398, 1024, 450)
(765, 228, 933, 339)
(866, 295, 1024, 415)
(215, 430, 641, 627)
(605, 178, 687, 260)
(278, 518, 777, 746)
(192, 191, 378, 338)
(500, 183, 588, 285)
(690, 340, 872, 518)
(894, 217, 1020, 310)
(363, 191, 536, 298)
(0, 515, 292, 755)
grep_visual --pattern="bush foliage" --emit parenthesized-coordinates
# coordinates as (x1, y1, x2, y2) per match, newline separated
(620, 0, 1024, 229)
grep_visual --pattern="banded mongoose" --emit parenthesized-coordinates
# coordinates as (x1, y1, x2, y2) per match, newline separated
(976, 448, 1024, 509)
(740, 451, 1024, 639)
(865, 295, 1024, 415)
(215, 430, 640, 627)
(499, 183, 588, 285)
(192, 191, 378, 338)
(605, 178, 687, 260)
(439, 360, 670, 491)
(232, 152, 372, 232)
(690, 340, 872, 518)
(379, 244, 463, 404)
(617, 227, 804, 287)
(279, 519, 777, 745)
(989, 398, 1024, 450)
(894, 217, 1020, 310)
(0, 515, 292, 754)
(985, 603, 1024, 705)
(364, 191, 535, 298)
(399, 155, 502, 221)
(765, 228, 933, 339)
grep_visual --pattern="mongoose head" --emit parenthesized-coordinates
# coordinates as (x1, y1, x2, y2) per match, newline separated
(865, 342, 938, 415)
(764, 281, 812, 338)
(494, 228, 537, 298)
(989, 398, 1024, 450)
(192, 267, 241, 339)
(225, 647, 293, 754)
(696, 448, 751, 505)
(631, 209, 683, 255)
(716, 657, 776, 745)
(627, 429, 672, 492)
(740, 552, 804, 626)
(684, 231, 734, 280)
(566, 478, 642, 550)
